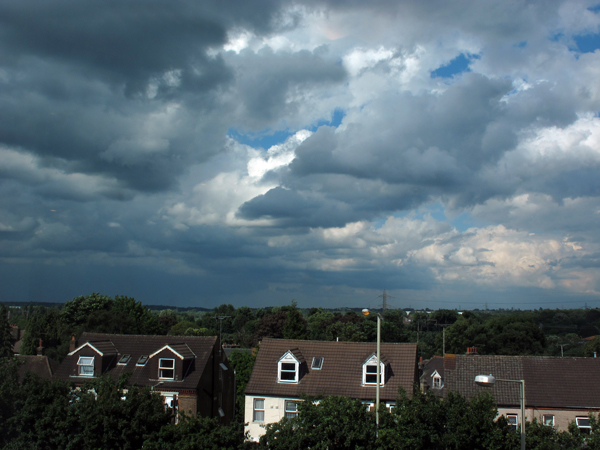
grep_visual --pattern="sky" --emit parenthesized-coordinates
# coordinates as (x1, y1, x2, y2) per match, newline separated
(2, 1, 600, 310)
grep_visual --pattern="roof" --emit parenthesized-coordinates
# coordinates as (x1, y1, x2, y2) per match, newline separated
(17, 355, 59, 382)
(443, 354, 600, 409)
(246, 339, 417, 401)
(54, 333, 218, 391)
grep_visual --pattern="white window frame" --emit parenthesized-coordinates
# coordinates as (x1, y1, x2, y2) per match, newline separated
(576, 417, 591, 433)
(77, 356, 94, 377)
(506, 414, 518, 430)
(542, 414, 555, 427)
(362, 355, 385, 386)
(278, 351, 300, 383)
(285, 400, 298, 419)
(432, 375, 443, 389)
(159, 358, 175, 380)
(253, 398, 265, 422)
(311, 357, 324, 370)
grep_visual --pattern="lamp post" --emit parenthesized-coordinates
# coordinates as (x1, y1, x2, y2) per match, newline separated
(475, 374, 526, 450)
(362, 308, 381, 437)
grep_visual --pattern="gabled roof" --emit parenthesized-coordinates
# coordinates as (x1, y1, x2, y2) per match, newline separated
(54, 333, 218, 391)
(246, 339, 418, 401)
(443, 354, 600, 409)
(69, 340, 118, 356)
(149, 343, 196, 359)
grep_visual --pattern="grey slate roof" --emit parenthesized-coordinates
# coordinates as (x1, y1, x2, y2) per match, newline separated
(443, 354, 600, 409)
(246, 339, 418, 401)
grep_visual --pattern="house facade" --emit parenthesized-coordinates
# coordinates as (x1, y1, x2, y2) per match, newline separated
(53, 332, 235, 423)
(424, 353, 600, 432)
(244, 338, 418, 442)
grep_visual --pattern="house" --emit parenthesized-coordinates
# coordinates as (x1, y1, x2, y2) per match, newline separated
(244, 338, 418, 442)
(53, 332, 235, 423)
(419, 355, 444, 394)
(424, 353, 600, 432)
(16, 340, 59, 382)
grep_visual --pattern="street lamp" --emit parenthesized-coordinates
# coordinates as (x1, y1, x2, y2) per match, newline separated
(475, 374, 526, 450)
(362, 308, 382, 436)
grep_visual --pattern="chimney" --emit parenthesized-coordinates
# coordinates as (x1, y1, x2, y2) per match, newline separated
(69, 334, 77, 352)
(467, 347, 478, 355)
(37, 339, 44, 356)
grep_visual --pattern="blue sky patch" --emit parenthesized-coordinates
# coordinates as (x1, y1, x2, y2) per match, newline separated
(589, 4, 600, 13)
(431, 53, 479, 79)
(574, 33, 600, 53)
(228, 108, 345, 149)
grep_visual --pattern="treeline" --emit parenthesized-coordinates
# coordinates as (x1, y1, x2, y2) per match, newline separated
(6, 294, 600, 362)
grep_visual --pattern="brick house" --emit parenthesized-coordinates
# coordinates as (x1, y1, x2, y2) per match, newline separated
(54, 332, 235, 423)
(244, 338, 418, 442)
(424, 353, 600, 432)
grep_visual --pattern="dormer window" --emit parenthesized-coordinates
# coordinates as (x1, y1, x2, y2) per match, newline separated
(278, 351, 300, 383)
(362, 354, 385, 386)
(159, 358, 175, 379)
(431, 370, 443, 389)
(77, 356, 94, 376)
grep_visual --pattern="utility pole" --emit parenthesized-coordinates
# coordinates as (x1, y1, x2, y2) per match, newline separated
(378, 290, 392, 311)
(215, 316, 231, 357)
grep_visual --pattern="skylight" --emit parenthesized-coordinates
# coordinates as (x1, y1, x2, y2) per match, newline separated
(137, 355, 149, 366)
(311, 357, 323, 370)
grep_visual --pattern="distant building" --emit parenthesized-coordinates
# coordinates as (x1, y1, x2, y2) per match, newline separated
(244, 338, 418, 442)
(54, 332, 235, 423)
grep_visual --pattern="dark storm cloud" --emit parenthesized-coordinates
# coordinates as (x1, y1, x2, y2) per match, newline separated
(231, 47, 347, 128)
(0, 0, 293, 196)
(0, 0, 284, 92)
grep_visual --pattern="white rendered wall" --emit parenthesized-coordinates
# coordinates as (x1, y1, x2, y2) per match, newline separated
(244, 395, 301, 442)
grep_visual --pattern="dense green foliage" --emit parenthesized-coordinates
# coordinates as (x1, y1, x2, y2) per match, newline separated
(260, 391, 600, 450)
(228, 350, 256, 422)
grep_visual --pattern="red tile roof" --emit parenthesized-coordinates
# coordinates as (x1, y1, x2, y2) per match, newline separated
(246, 339, 417, 401)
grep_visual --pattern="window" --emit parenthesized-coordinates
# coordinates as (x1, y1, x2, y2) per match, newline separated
(137, 355, 149, 366)
(386, 402, 396, 412)
(159, 359, 175, 379)
(506, 414, 518, 431)
(433, 375, 443, 389)
(253, 398, 265, 422)
(543, 414, 555, 427)
(77, 356, 94, 376)
(118, 354, 131, 365)
(311, 357, 323, 370)
(285, 400, 298, 419)
(363, 363, 385, 385)
(577, 417, 591, 434)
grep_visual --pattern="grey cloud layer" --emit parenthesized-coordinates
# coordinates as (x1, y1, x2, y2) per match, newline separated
(1, 0, 600, 307)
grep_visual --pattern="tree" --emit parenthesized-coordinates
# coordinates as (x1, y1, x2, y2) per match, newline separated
(60, 293, 113, 327)
(0, 304, 13, 357)
(259, 396, 377, 450)
(282, 302, 307, 340)
(228, 350, 256, 421)
(143, 414, 247, 450)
